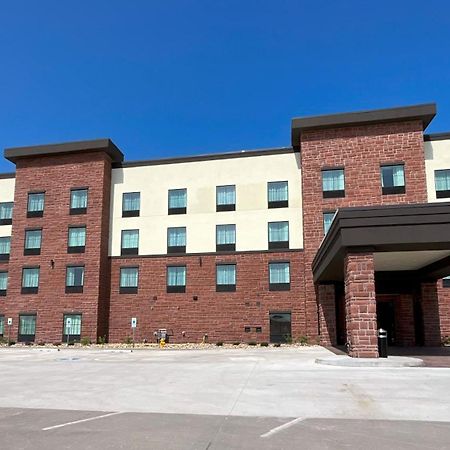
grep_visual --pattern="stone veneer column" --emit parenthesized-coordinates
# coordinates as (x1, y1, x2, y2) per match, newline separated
(317, 284, 336, 346)
(421, 281, 442, 346)
(344, 252, 378, 358)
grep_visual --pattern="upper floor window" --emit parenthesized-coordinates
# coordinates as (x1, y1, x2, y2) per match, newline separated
(167, 227, 186, 254)
(0, 271, 7, 296)
(0, 202, 13, 225)
(323, 211, 336, 235)
(268, 181, 288, 208)
(435, 169, 450, 199)
(216, 224, 236, 251)
(381, 164, 405, 195)
(0, 237, 11, 261)
(269, 262, 290, 291)
(24, 229, 42, 255)
(443, 276, 450, 288)
(120, 267, 139, 294)
(121, 229, 139, 256)
(27, 192, 45, 218)
(268, 221, 289, 249)
(216, 264, 236, 292)
(168, 189, 187, 215)
(22, 267, 39, 294)
(68, 226, 86, 253)
(122, 192, 140, 217)
(167, 266, 186, 293)
(70, 188, 88, 215)
(66, 266, 85, 293)
(216, 185, 236, 211)
(322, 169, 345, 198)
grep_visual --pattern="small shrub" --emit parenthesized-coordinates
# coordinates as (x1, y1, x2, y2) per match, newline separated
(216, 342, 223, 346)
(81, 337, 91, 346)
(123, 336, 133, 345)
(248, 341, 257, 346)
(284, 334, 293, 344)
(97, 335, 106, 345)
(53, 342, 61, 346)
(232, 342, 240, 346)
(8, 340, 16, 346)
(297, 335, 309, 346)
(37, 341, 46, 346)
(260, 342, 269, 347)
(273, 343, 281, 348)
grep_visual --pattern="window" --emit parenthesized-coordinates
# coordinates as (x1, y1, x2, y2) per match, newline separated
(435, 170, 450, 199)
(66, 266, 85, 293)
(22, 267, 39, 294)
(167, 227, 186, 253)
(216, 224, 236, 251)
(120, 267, 139, 294)
(255, 327, 262, 333)
(18, 314, 36, 342)
(167, 266, 186, 293)
(122, 192, 140, 217)
(268, 222, 289, 249)
(168, 189, 187, 214)
(24, 229, 42, 255)
(269, 262, 290, 291)
(323, 211, 336, 235)
(216, 264, 236, 292)
(381, 164, 405, 195)
(216, 185, 236, 211)
(68, 226, 86, 253)
(0, 316, 4, 336)
(27, 192, 45, 217)
(0, 272, 7, 296)
(63, 314, 82, 343)
(70, 189, 88, 214)
(322, 169, 345, 198)
(268, 181, 288, 208)
(0, 202, 13, 225)
(121, 229, 139, 256)
(0, 237, 10, 260)
(443, 276, 450, 288)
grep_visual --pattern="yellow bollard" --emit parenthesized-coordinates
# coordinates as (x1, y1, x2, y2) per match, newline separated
(159, 338, 165, 348)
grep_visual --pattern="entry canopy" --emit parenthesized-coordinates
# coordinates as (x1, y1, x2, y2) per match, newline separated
(312, 202, 450, 282)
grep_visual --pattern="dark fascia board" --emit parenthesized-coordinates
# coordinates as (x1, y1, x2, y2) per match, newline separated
(4, 138, 124, 164)
(0, 172, 15, 179)
(424, 132, 450, 141)
(312, 201, 450, 282)
(113, 146, 295, 168)
(291, 103, 437, 147)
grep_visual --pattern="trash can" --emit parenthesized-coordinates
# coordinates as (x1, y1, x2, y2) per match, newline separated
(378, 328, 388, 358)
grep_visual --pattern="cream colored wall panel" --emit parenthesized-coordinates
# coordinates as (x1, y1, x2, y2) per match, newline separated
(0, 225, 12, 238)
(109, 152, 303, 256)
(425, 139, 450, 202)
(0, 177, 15, 202)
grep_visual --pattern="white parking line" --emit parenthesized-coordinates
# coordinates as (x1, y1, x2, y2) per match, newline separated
(42, 412, 123, 431)
(260, 417, 304, 438)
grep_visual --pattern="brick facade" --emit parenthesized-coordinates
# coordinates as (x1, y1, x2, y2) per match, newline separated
(317, 283, 336, 346)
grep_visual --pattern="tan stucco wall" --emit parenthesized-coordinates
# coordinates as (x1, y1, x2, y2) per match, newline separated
(0, 177, 15, 238)
(425, 139, 450, 202)
(109, 152, 303, 256)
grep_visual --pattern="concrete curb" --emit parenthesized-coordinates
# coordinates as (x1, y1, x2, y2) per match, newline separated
(315, 355, 424, 367)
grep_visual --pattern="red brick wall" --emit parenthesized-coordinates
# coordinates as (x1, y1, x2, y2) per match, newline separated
(1, 151, 112, 343)
(317, 284, 336, 345)
(299, 120, 428, 341)
(396, 294, 415, 346)
(437, 281, 450, 342)
(109, 251, 305, 343)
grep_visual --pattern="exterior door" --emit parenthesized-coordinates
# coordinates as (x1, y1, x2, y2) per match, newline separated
(376, 299, 396, 345)
(269, 312, 291, 343)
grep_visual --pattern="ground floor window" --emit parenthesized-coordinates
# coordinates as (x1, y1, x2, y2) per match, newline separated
(18, 314, 36, 342)
(0, 315, 4, 336)
(269, 312, 291, 343)
(62, 314, 82, 343)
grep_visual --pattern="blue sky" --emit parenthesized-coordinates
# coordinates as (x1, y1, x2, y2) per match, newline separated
(1, 0, 449, 172)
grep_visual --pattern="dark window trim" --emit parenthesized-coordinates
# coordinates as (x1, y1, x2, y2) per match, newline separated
(0, 254, 10, 261)
(21, 287, 38, 294)
(216, 284, 236, 292)
(119, 286, 138, 294)
(443, 278, 450, 288)
(24, 248, 40, 256)
(0, 290, 6, 297)
(436, 190, 450, 199)
(0, 218, 12, 225)
(167, 245, 186, 254)
(323, 189, 345, 198)
(121, 247, 139, 256)
(167, 285, 186, 293)
(244, 326, 251, 333)
(70, 188, 89, 215)
(65, 286, 83, 294)
(268, 200, 288, 209)
(380, 161, 405, 168)
(216, 203, 236, 212)
(382, 186, 406, 195)
(168, 207, 187, 215)
(268, 241, 289, 250)
(27, 192, 45, 217)
(122, 209, 140, 218)
(70, 207, 87, 215)
(27, 210, 43, 218)
(68, 246, 85, 254)
(216, 243, 236, 252)
(269, 282, 291, 291)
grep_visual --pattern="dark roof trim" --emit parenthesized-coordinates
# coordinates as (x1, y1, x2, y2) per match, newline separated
(113, 146, 295, 169)
(424, 132, 450, 141)
(4, 139, 124, 164)
(0, 172, 15, 179)
(291, 103, 437, 147)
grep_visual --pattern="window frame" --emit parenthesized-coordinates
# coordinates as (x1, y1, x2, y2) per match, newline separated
(434, 169, 450, 199)
(268, 261, 291, 291)
(380, 163, 406, 195)
(323, 210, 337, 235)
(122, 192, 141, 218)
(0, 271, 7, 296)
(167, 227, 186, 254)
(0, 201, 13, 225)
(24, 228, 42, 256)
(21, 266, 40, 294)
(267, 181, 289, 209)
(119, 266, 139, 294)
(121, 229, 139, 256)
(67, 225, 86, 253)
(0, 236, 11, 261)
(62, 313, 82, 343)
(216, 185, 236, 212)
(166, 265, 187, 293)
(168, 188, 187, 215)
(216, 224, 236, 252)
(321, 168, 345, 198)
(70, 188, 88, 215)
(216, 263, 237, 292)
(268, 221, 289, 249)
(65, 265, 85, 294)
(18, 313, 37, 343)
(27, 192, 45, 218)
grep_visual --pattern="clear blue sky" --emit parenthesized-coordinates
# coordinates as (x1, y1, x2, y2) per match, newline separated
(1, 0, 449, 172)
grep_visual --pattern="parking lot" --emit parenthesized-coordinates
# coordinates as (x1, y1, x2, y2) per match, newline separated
(1, 346, 450, 449)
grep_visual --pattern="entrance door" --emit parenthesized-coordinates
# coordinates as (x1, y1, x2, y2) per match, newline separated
(376, 300, 396, 345)
(269, 312, 291, 343)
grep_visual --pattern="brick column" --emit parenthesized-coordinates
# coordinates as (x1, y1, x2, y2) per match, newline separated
(437, 281, 450, 341)
(421, 281, 442, 346)
(396, 294, 415, 346)
(317, 283, 336, 346)
(344, 252, 378, 358)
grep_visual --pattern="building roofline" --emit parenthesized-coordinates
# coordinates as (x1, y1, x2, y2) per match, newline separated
(424, 132, 450, 141)
(291, 103, 437, 147)
(113, 146, 296, 169)
(4, 138, 124, 164)
(0, 172, 15, 179)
